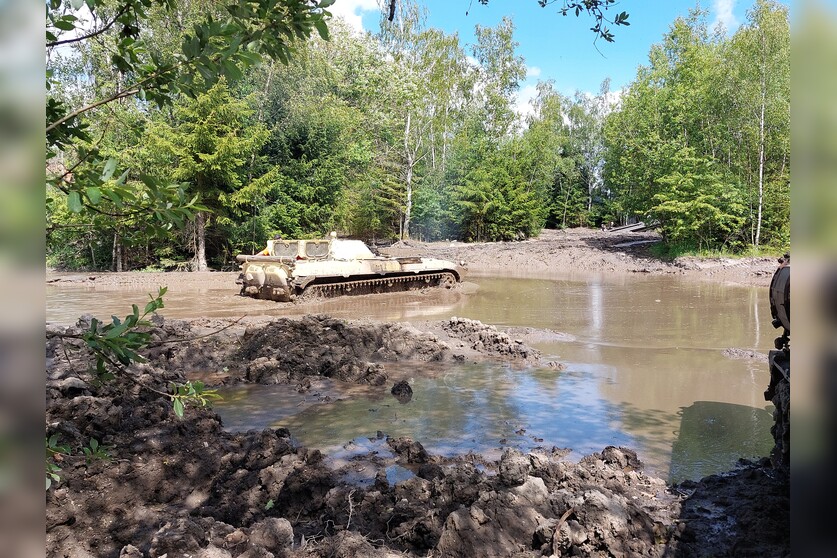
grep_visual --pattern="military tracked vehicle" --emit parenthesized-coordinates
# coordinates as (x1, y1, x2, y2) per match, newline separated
(765, 254, 790, 470)
(236, 236, 465, 302)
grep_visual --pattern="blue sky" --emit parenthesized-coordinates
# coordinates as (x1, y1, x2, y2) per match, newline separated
(331, 0, 790, 111)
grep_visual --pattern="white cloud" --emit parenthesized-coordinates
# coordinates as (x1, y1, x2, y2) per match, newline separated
(711, 0, 740, 33)
(513, 83, 539, 120)
(329, 0, 379, 34)
(526, 66, 541, 79)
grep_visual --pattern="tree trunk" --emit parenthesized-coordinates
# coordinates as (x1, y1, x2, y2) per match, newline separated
(562, 181, 570, 228)
(430, 121, 436, 171)
(195, 211, 208, 271)
(755, 72, 766, 248)
(403, 112, 413, 240)
(404, 162, 413, 240)
(248, 64, 274, 182)
(112, 232, 123, 272)
(587, 178, 593, 213)
(442, 105, 449, 173)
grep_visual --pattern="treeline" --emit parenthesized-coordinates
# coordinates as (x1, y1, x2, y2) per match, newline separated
(46, 1, 789, 271)
(604, 1, 789, 253)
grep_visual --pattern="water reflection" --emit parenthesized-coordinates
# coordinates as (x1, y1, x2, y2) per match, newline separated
(668, 401, 774, 483)
(215, 362, 638, 473)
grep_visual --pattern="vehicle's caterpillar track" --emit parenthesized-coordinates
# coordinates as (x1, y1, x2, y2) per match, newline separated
(303, 271, 457, 299)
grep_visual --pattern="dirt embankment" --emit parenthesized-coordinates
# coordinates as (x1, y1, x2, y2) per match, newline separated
(46, 316, 788, 558)
(382, 228, 779, 288)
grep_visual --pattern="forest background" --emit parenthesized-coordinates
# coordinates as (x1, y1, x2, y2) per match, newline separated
(46, 0, 790, 272)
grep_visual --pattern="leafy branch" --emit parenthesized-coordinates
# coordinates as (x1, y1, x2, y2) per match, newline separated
(474, 0, 630, 43)
(170, 381, 222, 419)
(46, 435, 71, 490)
(46, 436, 114, 490)
(48, 287, 223, 418)
(46, 0, 335, 232)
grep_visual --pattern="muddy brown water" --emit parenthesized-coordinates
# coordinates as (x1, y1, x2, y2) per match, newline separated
(46, 271, 775, 483)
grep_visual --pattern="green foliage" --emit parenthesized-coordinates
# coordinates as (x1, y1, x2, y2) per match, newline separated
(651, 159, 746, 250)
(452, 141, 546, 242)
(46, 0, 333, 249)
(80, 287, 167, 382)
(170, 381, 222, 419)
(136, 79, 270, 268)
(411, 184, 458, 241)
(603, 3, 789, 252)
(47, 0, 787, 261)
(45, 435, 71, 490)
(82, 438, 112, 464)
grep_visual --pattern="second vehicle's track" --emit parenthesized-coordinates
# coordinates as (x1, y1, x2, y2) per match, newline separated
(301, 271, 458, 300)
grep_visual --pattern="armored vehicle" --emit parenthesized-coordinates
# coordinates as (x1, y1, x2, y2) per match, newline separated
(765, 253, 789, 470)
(236, 237, 465, 302)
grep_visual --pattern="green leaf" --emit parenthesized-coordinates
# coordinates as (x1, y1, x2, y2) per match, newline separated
(173, 398, 184, 418)
(53, 19, 77, 31)
(223, 60, 243, 82)
(85, 187, 102, 205)
(314, 19, 329, 40)
(104, 323, 128, 339)
(101, 158, 117, 181)
(71, 0, 84, 10)
(67, 191, 83, 213)
(105, 189, 123, 206)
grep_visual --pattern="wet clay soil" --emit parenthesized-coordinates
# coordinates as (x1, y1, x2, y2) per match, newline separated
(45, 229, 788, 557)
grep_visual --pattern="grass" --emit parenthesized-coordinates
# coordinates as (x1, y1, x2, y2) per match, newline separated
(649, 242, 788, 261)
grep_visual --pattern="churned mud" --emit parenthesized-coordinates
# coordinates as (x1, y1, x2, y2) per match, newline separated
(382, 228, 778, 288)
(46, 314, 788, 558)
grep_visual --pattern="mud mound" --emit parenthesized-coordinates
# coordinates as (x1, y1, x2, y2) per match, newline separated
(316, 445, 679, 557)
(672, 459, 789, 557)
(380, 227, 777, 287)
(137, 315, 545, 386)
(135, 315, 455, 385)
(236, 315, 448, 384)
(440, 317, 541, 362)
(722, 347, 769, 362)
